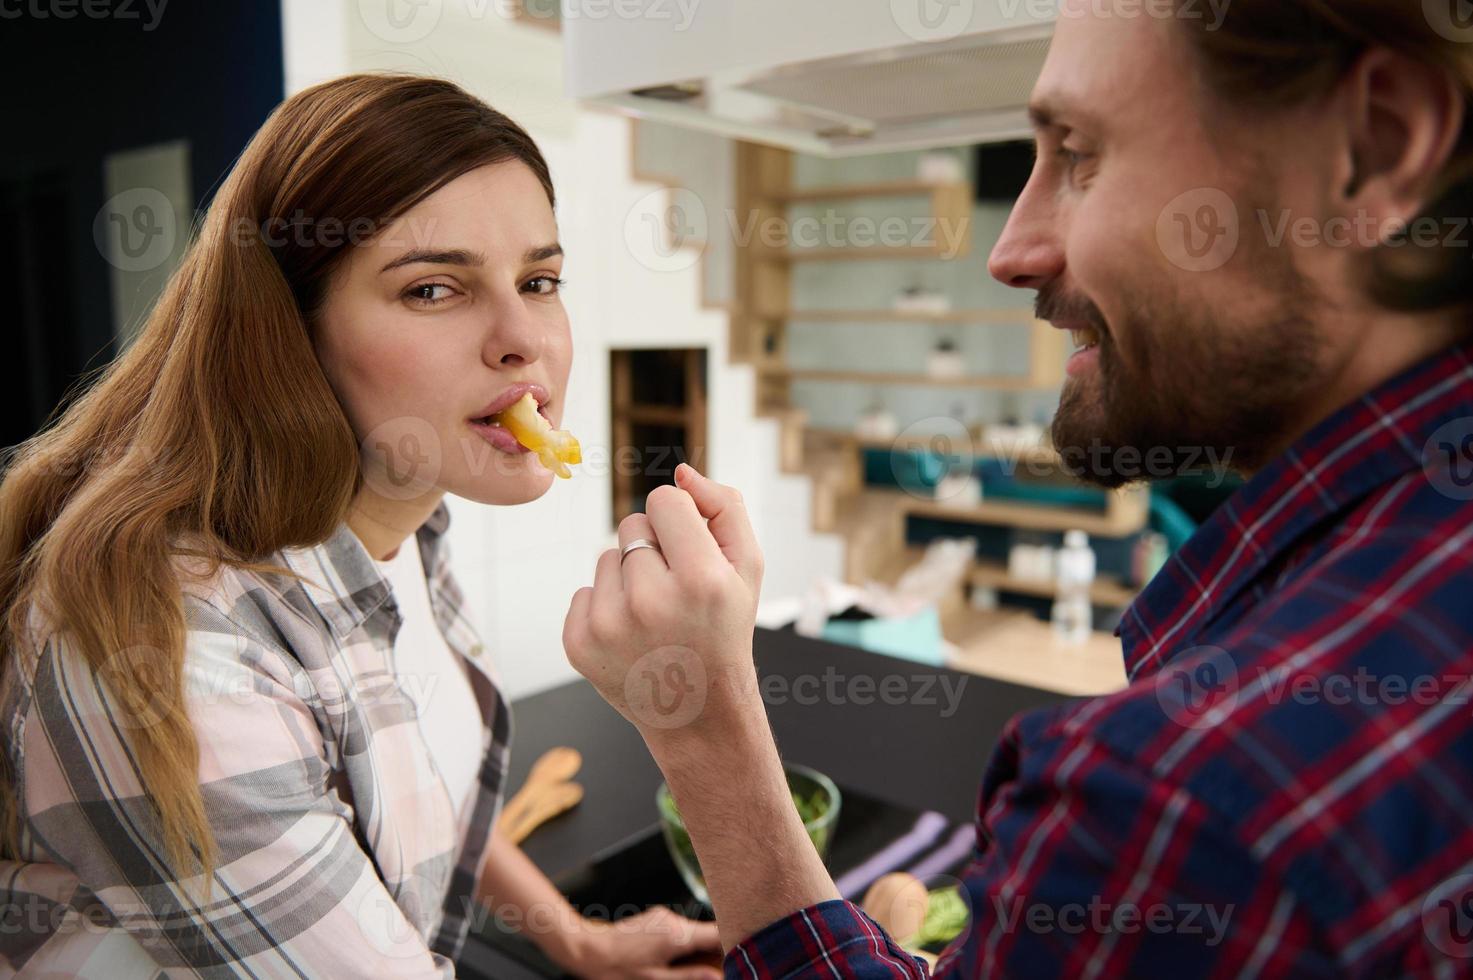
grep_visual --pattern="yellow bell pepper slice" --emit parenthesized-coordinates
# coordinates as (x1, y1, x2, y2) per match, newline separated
(494, 393, 581, 479)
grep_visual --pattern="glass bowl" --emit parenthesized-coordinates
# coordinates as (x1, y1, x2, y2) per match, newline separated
(656, 762, 841, 906)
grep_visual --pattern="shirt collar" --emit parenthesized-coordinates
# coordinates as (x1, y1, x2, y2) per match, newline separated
(1118, 339, 1473, 681)
(281, 499, 453, 639)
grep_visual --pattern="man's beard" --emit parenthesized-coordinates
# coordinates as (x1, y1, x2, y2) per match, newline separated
(1044, 273, 1321, 489)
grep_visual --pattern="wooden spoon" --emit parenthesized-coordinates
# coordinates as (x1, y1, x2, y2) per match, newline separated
(498, 747, 582, 836)
(502, 780, 585, 844)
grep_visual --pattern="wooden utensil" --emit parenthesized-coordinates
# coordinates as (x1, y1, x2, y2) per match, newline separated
(498, 747, 584, 843)
(501, 780, 585, 844)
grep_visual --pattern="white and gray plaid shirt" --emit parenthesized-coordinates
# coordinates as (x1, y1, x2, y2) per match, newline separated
(2, 501, 511, 977)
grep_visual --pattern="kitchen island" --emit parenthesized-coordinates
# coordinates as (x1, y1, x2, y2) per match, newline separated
(459, 626, 1078, 978)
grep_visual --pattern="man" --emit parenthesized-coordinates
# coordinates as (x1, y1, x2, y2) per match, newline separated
(564, 2, 1473, 975)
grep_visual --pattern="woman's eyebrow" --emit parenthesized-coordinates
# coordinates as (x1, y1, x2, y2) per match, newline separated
(379, 247, 486, 274)
(378, 244, 562, 273)
(524, 243, 563, 263)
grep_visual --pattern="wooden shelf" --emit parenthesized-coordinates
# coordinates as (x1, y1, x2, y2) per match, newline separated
(610, 349, 707, 526)
(770, 180, 967, 203)
(624, 404, 690, 426)
(879, 549, 1129, 695)
(945, 609, 1129, 696)
(969, 562, 1139, 608)
(903, 493, 1149, 538)
(783, 245, 965, 262)
(783, 309, 1036, 325)
(808, 427, 1063, 469)
(775, 369, 1052, 391)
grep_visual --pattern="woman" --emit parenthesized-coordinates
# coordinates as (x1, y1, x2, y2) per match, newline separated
(0, 73, 721, 978)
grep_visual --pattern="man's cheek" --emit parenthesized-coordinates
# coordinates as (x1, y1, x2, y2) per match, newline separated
(1066, 217, 1130, 302)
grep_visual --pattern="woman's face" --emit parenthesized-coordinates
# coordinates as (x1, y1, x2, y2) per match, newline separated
(315, 160, 572, 507)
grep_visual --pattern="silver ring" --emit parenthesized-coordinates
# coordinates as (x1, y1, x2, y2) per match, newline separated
(620, 538, 661, 563)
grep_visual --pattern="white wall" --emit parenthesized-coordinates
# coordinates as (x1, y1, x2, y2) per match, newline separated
(281, 0, 841, 699)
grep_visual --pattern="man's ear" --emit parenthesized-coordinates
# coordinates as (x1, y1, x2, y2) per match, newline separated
(1337, 47, 1465, 240)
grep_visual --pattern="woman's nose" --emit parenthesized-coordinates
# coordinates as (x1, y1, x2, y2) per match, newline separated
(483, 298, 545, 368)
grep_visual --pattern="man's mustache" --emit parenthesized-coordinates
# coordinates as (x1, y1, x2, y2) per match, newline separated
(1035, 286, 1110, 337)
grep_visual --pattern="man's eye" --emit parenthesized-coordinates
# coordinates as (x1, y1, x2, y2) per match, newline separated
(523, 276, 566, 296)
(404, 283, 456, 306)
(1058, 147, 1087, 169)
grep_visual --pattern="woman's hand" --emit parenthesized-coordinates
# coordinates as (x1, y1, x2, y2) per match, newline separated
(478, 827, 721, 979)
(560, 906, 722, 979)
(563, 465, 765, 744)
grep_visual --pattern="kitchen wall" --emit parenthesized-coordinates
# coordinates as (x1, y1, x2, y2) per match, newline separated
(786, 150, 1058, 435)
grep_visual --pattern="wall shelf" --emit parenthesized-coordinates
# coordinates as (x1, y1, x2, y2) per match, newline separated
(609, 348, 707, 526)
(807, 427, 1063, 470)
(775, 369, 1052, 390)
(782, 245, 967, 262)
(904, 491, 1150, 538)
(770, 179, 968, 203)
(623, 404, 690, 426)
(784, 309, 1037, 325)
(969, 561, 1140, 608)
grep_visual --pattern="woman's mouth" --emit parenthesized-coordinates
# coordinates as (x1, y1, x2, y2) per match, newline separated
(468, 405, 555, 456)
(468, 416, 532, 454)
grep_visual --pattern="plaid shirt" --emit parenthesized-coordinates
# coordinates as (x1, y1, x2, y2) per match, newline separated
(1, 501, 511, 977)
(730, 339, 1473, 979)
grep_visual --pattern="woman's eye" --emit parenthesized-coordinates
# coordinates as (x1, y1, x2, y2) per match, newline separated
(523, 276, 566, 296)
(403, 282, 456, 306)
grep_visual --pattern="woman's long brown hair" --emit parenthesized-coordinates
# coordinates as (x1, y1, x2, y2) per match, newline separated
(0, 73, 554, 880)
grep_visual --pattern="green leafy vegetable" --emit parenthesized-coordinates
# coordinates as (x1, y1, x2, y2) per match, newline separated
(916, 886, 969, 948)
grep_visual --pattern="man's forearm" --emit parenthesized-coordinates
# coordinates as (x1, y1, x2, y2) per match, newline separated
(648, 683, 841, 949)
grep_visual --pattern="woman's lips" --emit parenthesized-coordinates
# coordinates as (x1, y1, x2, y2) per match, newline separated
(467, 418, 531, 454)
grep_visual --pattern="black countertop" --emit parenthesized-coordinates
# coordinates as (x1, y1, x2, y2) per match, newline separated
(460, 626, 1075, 978)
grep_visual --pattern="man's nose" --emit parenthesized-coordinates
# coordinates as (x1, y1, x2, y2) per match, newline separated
(988, 178, 1063, 290)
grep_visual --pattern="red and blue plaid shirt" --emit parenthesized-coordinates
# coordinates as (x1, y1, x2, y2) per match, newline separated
(728, 339, 1473, 978)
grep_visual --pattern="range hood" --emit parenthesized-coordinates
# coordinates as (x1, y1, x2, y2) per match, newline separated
(563, 1, 1056, 156)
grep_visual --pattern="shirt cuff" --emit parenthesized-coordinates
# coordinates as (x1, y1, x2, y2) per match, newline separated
(724, 899, 929, 978)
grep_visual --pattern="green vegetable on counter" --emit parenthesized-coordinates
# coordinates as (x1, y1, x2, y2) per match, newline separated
(916, 886, 969, 948)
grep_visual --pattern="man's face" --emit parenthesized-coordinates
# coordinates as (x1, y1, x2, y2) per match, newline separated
(990, 9, 1328, 486)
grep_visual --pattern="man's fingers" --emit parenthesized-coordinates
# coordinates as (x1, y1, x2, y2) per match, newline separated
(563, 586, 592, 656)
(673, 464, 763, 590)
(590, 546, 625, 626)
(616, 511, 669, 617)
(644, 483, 724, 575)
(617, 512, 669, 572)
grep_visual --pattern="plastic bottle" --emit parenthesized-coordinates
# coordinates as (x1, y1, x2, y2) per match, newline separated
(1052, 529, 1096, 644)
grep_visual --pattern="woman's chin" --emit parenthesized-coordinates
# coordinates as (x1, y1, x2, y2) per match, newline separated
(450, 459, 558, 505)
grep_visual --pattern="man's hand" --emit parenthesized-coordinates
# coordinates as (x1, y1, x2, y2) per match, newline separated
(563, 464, 765, 745)
(563, 466, 840, 949)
